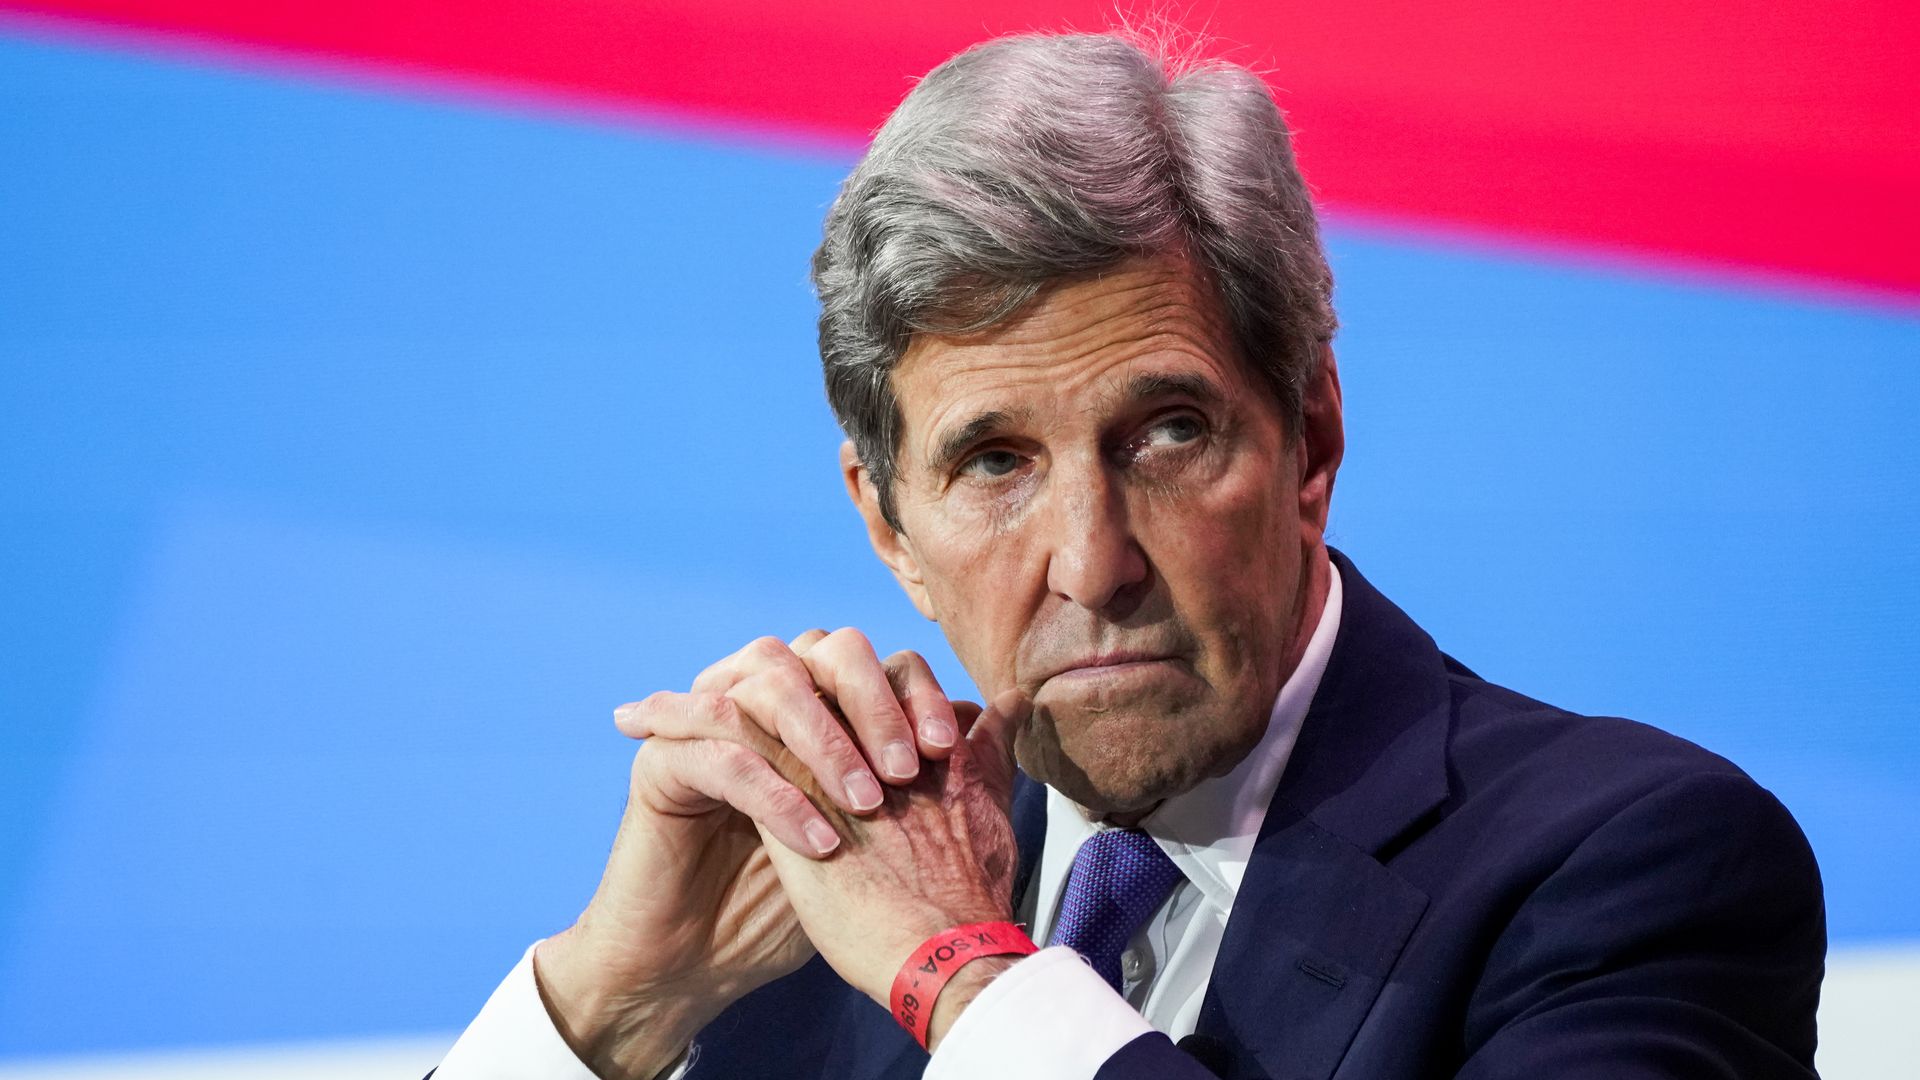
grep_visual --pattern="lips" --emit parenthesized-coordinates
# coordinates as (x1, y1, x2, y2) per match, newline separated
(1038, 650, 1182, 682)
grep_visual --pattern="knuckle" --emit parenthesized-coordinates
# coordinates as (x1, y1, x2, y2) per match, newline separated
(630, 738, 672, 784)
(825, 626, 872, 653)
(708, 741, 762, 783)
(885, 648, 928, 673)
(863, 683, 908, 724)
(691, 651, 739, 690)
(617, 693, 669, 737)
(724, 669, 772, 707)
(762, 781, 813, 821)
(637, 689, 679, 715)
(793, 711, 858, 765)
(823, 733, 865, 770)
(769, 663, 824, 705)
(690, 690, 738, 729)
(882, 653, 933, 700)
(745, 634, 790, 663)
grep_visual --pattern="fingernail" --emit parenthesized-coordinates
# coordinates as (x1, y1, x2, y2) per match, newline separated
(844, 770, 883, 811)
(919, 717, 956, 748)
(804, 819, 840, 855)
(882, 740, 919, 780)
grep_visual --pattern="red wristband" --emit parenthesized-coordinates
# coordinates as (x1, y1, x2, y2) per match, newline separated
(889, 921, 1038, 1049)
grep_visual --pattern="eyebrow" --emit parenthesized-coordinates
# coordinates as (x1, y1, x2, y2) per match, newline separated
(929, 409, 1019, 475)
(924, 370, 1228, 474)
(1125, 370, 1227, 409)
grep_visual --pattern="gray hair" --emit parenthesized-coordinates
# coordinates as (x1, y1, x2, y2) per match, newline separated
(813, 30, 1337, 528)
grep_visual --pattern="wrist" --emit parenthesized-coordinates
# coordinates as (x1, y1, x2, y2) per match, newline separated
(534, 930, 714, 1080)
(925, 954, 1020, 1053)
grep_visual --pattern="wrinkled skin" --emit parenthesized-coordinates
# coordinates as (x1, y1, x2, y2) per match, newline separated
(536, 629, 965, 1079)
(765, 255, 1342, 1042)
(755, 694, 1027, 1036)
(535, 255, 1342, 1073)
(535, 709, 816, 1078)
(849, 256, 1341, 818)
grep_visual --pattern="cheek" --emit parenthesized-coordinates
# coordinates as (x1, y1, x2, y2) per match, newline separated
(915, 525, 1041, 691)
(1144, 456, 1302, 674)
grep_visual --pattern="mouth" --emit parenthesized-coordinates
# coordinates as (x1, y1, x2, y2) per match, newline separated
(1040, 651, 1185, 685)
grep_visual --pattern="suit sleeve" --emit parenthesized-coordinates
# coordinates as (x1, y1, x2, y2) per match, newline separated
(1457, 771, 1825, 1079)
(1089, 1031, 1230, 1080)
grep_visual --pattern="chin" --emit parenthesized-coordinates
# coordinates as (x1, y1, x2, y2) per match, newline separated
(1016, 697, 1260, 815)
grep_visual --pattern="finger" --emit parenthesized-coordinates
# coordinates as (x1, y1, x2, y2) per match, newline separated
(616, 690, 860, 821)
(690, 633, 800, 695)
(634, 737, 841, 857)
(951, 700, 984, 737)
(689, 642, 748, 695)
(615, 690, 771, 751)
(802, 628, 920, 784)
(883, 650, 960, 759)
(728, 663, 888, 814)
(964, 689, 1031, 809)
(788, 628, 831, 656)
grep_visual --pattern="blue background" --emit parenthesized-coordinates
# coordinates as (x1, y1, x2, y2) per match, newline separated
(2, 32, 1915, 1057)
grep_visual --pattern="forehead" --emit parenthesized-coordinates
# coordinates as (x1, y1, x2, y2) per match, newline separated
(891, 260, 1246, 451)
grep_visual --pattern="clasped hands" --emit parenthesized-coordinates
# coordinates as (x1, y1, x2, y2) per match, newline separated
(535, 629, 1031, 1079)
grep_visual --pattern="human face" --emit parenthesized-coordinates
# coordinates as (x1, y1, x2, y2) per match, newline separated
(846, 258, 1343, 816)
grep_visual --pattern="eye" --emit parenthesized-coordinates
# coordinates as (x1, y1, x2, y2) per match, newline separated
(959, 448, 1023, 478)
(1148, 414, 1205, 446)
(1119, 412, 1209, 465)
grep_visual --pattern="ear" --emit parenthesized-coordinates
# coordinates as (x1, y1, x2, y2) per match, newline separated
(841, 441, 938, 620)
(1296, 345, 1345, 538)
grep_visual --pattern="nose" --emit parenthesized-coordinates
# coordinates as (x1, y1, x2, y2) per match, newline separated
(1043, 460, 1150, 614)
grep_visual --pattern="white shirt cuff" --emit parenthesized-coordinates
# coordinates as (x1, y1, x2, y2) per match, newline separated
(435, 941, 693, 1080)
(925, 946, 1153, 1080)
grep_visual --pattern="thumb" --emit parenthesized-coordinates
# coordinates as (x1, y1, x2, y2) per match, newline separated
(965, 688, 1029, 809)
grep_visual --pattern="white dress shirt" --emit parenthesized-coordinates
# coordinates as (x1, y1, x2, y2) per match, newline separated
(436, 942, 602, 1080)
(926, 562, 1341, 1079)
(437, 563, 1344, 1079)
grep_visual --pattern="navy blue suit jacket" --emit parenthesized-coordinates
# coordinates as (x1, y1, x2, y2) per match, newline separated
(568, 551, 1828, 1079)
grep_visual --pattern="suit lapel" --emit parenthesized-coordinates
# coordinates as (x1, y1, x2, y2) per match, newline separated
(1009, 771, 1050, 925)
(1196, 550, 1452, 1080)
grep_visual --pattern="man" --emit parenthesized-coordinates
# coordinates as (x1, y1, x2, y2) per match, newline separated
(434, 30, 1824, 1080)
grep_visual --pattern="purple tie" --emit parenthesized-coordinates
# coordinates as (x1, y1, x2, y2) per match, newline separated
(1047, 828, 1184, 991)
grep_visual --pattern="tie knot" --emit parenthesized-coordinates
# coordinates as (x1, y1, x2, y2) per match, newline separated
(1047, 828, 1184, 991)
(1079, 827, 1179, 883)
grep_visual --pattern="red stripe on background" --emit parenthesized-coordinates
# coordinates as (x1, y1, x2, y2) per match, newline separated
(3, 0, 1915, 301)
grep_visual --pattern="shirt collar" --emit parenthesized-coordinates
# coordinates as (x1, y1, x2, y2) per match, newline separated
(1034, 559, 1346, 929)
